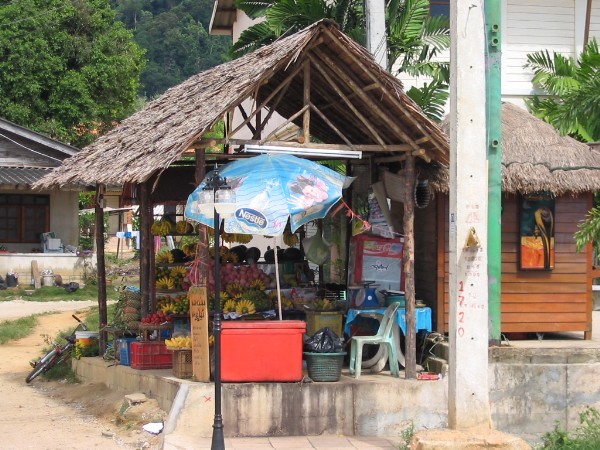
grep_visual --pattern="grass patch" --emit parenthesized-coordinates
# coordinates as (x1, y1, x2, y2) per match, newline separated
(0, 283, 120, 302)
(0, 315, 38, 344)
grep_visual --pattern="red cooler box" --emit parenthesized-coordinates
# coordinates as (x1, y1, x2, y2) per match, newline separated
(221, 320, 306, 382)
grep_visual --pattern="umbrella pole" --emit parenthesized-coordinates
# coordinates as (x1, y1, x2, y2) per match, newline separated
(274, 237, 283, 320)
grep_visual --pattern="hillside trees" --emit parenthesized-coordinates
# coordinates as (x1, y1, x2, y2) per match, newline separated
(111, 0, 232, 97)
(0, 0, 146, 147)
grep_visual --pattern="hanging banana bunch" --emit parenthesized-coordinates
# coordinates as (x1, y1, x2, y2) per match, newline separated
(283, 222, 299, 246)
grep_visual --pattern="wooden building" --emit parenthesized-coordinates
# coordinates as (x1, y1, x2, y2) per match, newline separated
(409, 103, 600, 339)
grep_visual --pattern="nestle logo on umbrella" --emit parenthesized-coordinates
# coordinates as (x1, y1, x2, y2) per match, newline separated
(236, 208, 267, 228)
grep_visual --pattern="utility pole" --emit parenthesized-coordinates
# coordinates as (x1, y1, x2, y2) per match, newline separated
(365, 0, 387, 69)
(486, 0, 502, 347)
(448, 0, 491, 428)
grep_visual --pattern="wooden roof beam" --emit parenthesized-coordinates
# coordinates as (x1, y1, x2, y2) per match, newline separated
(228, 62, 305, 139)
(309, 102, 355, 148)
(321, 27, 446, 155)
(308, 54, 389, 150)
(313, 46, 421, 153)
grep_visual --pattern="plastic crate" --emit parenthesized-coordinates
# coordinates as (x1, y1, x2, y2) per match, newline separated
(172, 349, 193, 379)
(130, 341, 172, 370)
(305, 311, 343, 338)
(117, 337, 138, 366)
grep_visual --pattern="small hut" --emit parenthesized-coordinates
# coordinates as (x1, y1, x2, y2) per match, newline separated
(419, 102, 600, 338)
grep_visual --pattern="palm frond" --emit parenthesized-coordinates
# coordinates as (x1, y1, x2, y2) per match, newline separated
(235, 0, 277, 19)
(574, 207, 600, 252)
(406, 82, 449, 122)
(230, 22, 277, 57)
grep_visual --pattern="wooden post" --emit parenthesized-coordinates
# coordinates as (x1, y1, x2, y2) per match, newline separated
(403, 154, 416, 379)
(191, 148, 211, 381)
(303, 61, 310, 144)
(95, 183, 108, 350)
(139, 182, 151, 318)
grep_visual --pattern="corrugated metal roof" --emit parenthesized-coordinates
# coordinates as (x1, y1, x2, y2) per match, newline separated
(0, 167, 54, 186)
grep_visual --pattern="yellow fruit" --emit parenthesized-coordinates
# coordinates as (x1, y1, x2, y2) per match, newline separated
(236, 299, 256, 315)
(156, 276, 175, 290)
(223, 299, 237, 313)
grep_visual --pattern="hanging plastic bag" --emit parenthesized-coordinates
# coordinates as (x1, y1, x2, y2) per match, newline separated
(303, 327, 344, 353)
(302, 232, 331, 266)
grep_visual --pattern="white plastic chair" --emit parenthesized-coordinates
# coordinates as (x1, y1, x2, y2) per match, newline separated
(348, 302, 401, 378)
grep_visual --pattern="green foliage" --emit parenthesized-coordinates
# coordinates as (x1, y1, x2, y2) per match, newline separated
(78, 192, 95, 209)
(398, 421, 416, 450)
(540, 407, 600, 449)
(406, 81, 449, 122)
(0, 316, 38, 345)
(232, 0, 364, 56)
(525, 39, 600, 142)
(79, 211, 109, 250)
(574, 206, 600, 252)
(232, 0, 449, 121)
(0, 0, 146, 147)
(112, 0, 232, 98)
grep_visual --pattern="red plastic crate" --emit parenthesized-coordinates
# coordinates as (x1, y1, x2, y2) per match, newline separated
(221, 320, 306, 382)
(130, 341, 172, 370)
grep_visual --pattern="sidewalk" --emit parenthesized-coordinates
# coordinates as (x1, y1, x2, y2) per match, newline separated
(165, 434, 403, 449)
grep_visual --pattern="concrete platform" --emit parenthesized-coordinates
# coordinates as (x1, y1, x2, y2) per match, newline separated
(71, 312, 600, 449)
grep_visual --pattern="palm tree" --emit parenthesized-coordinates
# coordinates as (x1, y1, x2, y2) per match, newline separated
(231, 0, 450, 121)
(526, 40, 600, 254)
(524, 38, 600, 143)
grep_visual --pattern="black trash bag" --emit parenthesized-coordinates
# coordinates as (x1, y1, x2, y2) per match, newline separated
(6, 273, 18, 287)
(303, 327, 344, 353)
(0, 274, 5, 290)
(64, 282, 80, 293)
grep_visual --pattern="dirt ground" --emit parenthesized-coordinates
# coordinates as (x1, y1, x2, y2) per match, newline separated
(0, 302, 167, 450)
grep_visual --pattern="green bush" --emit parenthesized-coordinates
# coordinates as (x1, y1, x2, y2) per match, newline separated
(540, 407, 600, 449)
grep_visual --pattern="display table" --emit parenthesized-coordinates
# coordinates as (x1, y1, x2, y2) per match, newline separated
(344, 307, 432, 336)
(344, 307, 432, 370)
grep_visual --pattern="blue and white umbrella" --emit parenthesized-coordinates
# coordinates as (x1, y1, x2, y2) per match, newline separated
(184, 153, 353, 236)
(184, 153, 354, 319)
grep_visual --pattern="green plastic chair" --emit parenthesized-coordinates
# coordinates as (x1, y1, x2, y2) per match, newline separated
(348, 302, 401, 378)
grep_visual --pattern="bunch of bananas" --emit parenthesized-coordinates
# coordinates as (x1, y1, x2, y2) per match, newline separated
(312, 298, 335, 311)
(170, 266, 187, 286)
(151, 217, 176, 236)
(208, 225, 253, 244)
(175, 220, 194, 235)
(156, 276, 175, 290)
(223, 299, 237, 313)
(182, 243, 197, 257)
(236, 299, 256, 315)
(283, 231, 299, 246)
(156, 249, 174, 264)
(165, 335, 192, 349)
(159, 294, 190, 314)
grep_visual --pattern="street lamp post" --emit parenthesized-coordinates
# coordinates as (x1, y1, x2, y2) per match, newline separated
(195, 169, 235, 450)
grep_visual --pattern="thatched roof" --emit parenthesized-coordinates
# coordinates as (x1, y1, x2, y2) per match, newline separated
(34, 20, 449, 190)
(440, 102, 600, 195)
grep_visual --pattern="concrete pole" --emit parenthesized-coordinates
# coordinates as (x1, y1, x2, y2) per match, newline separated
(365, 0, 388, 69)
(448, 0, 491, 429)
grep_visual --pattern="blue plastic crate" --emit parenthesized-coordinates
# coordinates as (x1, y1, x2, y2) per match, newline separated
(118, 337, 138, 366)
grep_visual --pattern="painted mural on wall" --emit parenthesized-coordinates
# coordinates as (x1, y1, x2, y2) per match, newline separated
(519, 193, 555, 271)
